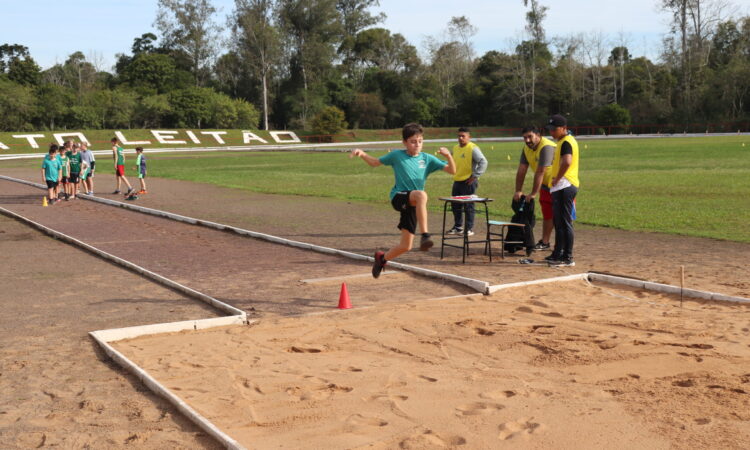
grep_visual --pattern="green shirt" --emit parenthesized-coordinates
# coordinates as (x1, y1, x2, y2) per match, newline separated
(378, 150, 447, 200)
(59, 154, 69, 177)
(116, 146, 124, 165)
(67, 151, 83, 173)
(42, 155, 60, 181)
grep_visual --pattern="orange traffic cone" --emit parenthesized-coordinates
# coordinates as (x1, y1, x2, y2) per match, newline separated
(42, 196, 48, 207)
(338, 283, 352, 309)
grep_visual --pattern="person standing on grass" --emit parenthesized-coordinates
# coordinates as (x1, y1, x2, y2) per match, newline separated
(514, 125, 556, 250)
(80, 142, 95, 195)
(545, 114, 580, 267)
(350, 123, 456, 278)
(447, 127, 488, 237)
(57, 146, 70, 200)
(42, 145, 61, 204)
(134, 147, 148, 194)
(111, 137, 133, 195)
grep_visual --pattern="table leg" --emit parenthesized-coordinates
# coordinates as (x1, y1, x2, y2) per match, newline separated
(440, 201, 447, 259)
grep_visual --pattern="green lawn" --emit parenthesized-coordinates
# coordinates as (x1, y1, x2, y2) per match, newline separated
(4, 136, 749, 242)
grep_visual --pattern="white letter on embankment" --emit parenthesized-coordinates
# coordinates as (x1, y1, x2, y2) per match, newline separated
(242, 131, 268, 144)
(12, 134, 45, 149)
(115, 131, 151, 145)
(0, 141, 9, 150)
(185, 131, 201, 143)
(201, 131, 227, 144)
(269, 131, 301, 143)
(151, 130, 187, 145)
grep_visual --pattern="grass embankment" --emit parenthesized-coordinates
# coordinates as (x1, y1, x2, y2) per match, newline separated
(3, 136, 749, 242)
(0, 127, 522, 154)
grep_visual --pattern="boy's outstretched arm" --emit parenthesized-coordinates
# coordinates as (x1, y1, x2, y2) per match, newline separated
(437, 147, 456, 175)
(350, 148, 382, 167)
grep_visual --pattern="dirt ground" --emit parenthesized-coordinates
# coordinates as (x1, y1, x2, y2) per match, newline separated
(1, 167, 749, 449)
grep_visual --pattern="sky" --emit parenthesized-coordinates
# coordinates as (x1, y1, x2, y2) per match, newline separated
(1, 0, 747, 71)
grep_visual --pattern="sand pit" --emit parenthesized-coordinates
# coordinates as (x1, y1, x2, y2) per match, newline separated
(113, 280, 750, 449)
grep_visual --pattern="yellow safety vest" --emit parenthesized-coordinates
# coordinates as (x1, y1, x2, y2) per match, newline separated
(522, 136, 555, 188)
(549, 134, 580, 188)
(452, 142, 478, 182)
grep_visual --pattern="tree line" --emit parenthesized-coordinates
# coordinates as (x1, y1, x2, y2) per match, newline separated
(0, 0, 748, 134)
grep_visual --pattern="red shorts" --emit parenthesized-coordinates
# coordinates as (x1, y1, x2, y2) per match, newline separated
(539, 188, 553, 220)
(116, 165, 125, 176)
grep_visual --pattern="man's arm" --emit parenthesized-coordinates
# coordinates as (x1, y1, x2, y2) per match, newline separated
(514, 163, 529, 201)
(350, 148, 382, 167)
(463, 147, 487, 184)
(437, 147, 456, 175)
(527, 165, 546, 201)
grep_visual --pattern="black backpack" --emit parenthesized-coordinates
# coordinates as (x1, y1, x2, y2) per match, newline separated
(504, 196, 536, 256)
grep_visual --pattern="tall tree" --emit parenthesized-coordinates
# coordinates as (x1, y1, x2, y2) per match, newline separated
(277, 0, 343, 128)
(232, 0, 282, 130)
(336, 0, 384, 66)
(155, 0, 221, 86)
(522, 0, 548, 113)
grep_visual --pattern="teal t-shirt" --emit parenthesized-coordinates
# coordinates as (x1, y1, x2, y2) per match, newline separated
(378, 150, 447, 200)
(42, 156, 60, 181)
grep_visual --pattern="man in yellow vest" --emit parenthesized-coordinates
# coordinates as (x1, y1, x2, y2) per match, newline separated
(545, 114, 580, 266)
(448, 127, 488, 236)
(514, 125, 556, 250)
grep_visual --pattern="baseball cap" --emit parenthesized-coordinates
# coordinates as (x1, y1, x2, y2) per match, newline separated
(545, 114, 567, 129)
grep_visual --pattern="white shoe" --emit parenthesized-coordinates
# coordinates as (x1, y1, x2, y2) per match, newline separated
(466, 230, 475, 236)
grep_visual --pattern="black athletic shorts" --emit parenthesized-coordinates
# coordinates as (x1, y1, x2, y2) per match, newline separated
(61, 176, 69, 184)
(391, 191, 416, 234)
(69, 172, 80, 183)
(90, 161, 96, 176)
(45, 180, 58, 189)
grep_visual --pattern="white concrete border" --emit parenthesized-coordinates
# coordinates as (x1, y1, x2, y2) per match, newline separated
(0, 175, 491, 294)
(587, 273, 750, 304)
(487, 273, 589, 294)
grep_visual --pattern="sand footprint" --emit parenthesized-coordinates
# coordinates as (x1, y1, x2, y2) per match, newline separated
(343, 413, 388, 433)
(498, 417, 543, 440)
(480, 390, 517, 400)
(456, 402, 504, 416)
(399, 429, 466, 448)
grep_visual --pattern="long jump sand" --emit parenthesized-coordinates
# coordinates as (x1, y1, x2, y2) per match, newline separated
(114, 280, 750, 449)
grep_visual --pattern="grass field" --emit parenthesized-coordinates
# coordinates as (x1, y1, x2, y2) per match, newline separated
(3, 135, 749, 242)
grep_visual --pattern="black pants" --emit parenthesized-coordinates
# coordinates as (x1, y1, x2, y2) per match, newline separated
(552, 185, 578, 258)
(451, 179, 478, 230)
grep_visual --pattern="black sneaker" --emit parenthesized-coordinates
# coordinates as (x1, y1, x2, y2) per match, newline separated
(446, 226, 462, 235)
(113, 190, 121, 194)
(534, 240, 550, 250)
(419, 233, 434, 251)
(549, 257, 575, 267)
(125, 188, 134, 195)
(544, 253, 562, 263)
(372, 251, 386, 278)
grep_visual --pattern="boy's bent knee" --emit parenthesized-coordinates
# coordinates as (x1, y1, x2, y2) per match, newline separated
(409, 190, 428, 204)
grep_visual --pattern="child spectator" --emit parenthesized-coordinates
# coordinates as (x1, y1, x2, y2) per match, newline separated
(134, 147, 147, 194)
(66, 143, 86, 200)
(80, 142, 95, 195)
(111, 137, 134, 195)
(57, 146, 70, 200)
(42, 145, 61, 204)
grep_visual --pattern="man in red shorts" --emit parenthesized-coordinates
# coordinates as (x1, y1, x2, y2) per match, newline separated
(514, 125, 555, 250)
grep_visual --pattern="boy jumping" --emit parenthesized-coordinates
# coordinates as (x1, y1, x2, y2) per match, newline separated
(350, 123, 456, 278)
